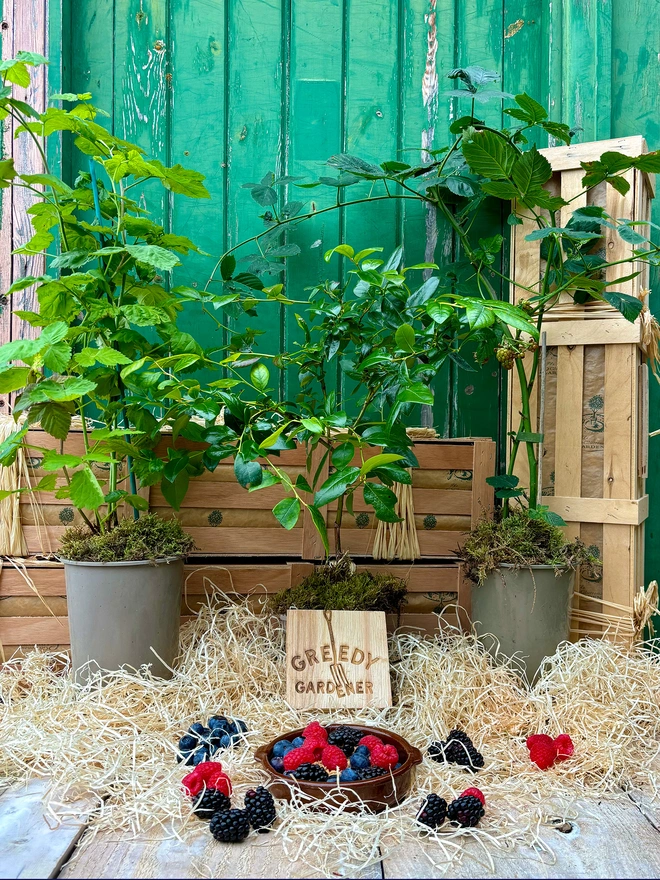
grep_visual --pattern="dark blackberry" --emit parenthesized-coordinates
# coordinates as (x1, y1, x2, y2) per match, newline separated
(327, 726, 363, 757)
(427, 740, 445, 762)
(430, 739, 483, 771)
(291, 763, 329, 782)
(209, 808, 251, 842)
(446, 728, 473, 748)
(417, 793, 447, 829)
(192, 788, 231, 821)
(354, 766, 387, 780)
(244, 786, 276, 833)
(447, 795, 485, 828)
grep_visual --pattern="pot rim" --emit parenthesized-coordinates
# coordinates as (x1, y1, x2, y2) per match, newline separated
(495, 563, 573, 571)
(58, 555, 184, 567)
(255, 722, 423, 789)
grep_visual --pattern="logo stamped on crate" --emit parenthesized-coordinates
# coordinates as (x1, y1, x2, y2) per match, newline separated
(286, 609, 392, 709)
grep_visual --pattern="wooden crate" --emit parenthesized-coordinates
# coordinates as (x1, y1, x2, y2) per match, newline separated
(154, 436, 496, 561)
(0, 559, 470, 651)
(508, 136, 653, 635)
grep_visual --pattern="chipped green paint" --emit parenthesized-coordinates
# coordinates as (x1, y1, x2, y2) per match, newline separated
(51, 0, 660, 581)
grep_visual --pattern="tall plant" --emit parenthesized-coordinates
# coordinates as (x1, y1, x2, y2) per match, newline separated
(205, 66, 660, 524)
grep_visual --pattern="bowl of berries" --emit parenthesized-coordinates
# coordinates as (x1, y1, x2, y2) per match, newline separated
(255, 721, 423, 812)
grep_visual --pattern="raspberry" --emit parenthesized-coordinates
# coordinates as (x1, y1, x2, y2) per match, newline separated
(321, 744, 348, 771)
(358, 735, 383, 751)
(283, 746, 315, 771)
(554, 734, 574, 761)
(529, 741, 557, 770)
(181, 761, 232, 798)
(302, 722, 328, 741)
(526, 734, 554, 751)
(370, 744, 399, 769)
(304, 737, 327, 759)
(461, 787, 485, 806)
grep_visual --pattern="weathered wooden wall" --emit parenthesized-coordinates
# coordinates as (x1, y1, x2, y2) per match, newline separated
(2, 0, 660, 586)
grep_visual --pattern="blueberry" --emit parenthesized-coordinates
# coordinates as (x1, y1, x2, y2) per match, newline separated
(270, 756, 285, 773)
(177, 749, 195, 765)
(354, 745, 370, 756)
(178, 735, 198, 752)
(350, 752, 370, 770)
(224, 721, 238, 736)
(192, 747, 209, 766)
(208, 742, 218, 757)
(234, 719, 248, 734)
(189, 722, 209, 739)
(394, 762, 402, 770)
(292, 736, 305, 748)
(207, 715, 229, 731)
(272, 739, 293, 758)
(219, 734, 232, 749)
(282, 743, 295, 756)
(340, 768, 359, 782)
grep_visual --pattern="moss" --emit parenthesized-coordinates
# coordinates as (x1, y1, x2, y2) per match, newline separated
(462, 511, 602, 586)
(269, 556, 407, 614)
(59, 514, 195, 563)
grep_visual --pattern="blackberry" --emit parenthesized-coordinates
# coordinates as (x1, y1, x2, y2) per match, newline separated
(209, 808, 251, 842)
(291, 763, 329, 782)
(327, 726, 363, 757)
(417, 793, 447, 829)
(192, 788, 231, 821)
(244, 786, 276, 833)
(446, 728, 473, 748)
(447, 795, 485, 828)
(429, 738, 483, 771)
(355, 766, 387, 780)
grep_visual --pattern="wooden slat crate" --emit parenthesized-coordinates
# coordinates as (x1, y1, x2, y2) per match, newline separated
(0, 559, 471, 651)
(508, 136, 653, 636)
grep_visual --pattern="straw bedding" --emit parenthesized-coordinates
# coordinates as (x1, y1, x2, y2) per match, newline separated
(1, 591, 659, 876)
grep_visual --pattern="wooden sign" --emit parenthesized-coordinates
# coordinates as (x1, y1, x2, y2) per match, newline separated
(286, 610, 392, 709)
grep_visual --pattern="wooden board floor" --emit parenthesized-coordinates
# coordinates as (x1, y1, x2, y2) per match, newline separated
(2, 781, 660, 879)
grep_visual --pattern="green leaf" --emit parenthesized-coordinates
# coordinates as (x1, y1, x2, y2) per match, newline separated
(487, 301, 539, 335)
(0, 426, 28, 466)
(42, 341, 72, 372)
(314, 466, 361, 507)
(247, 469, 281, 491)
(69, 467, 105, 511)
(395, 382, 434, 406)
(512, 93, 548, 123)
(395, 323, 416, 352)
(407, 277, 439, 308)
(617, 222, 647, 245)
(272, 497, 301, 530)
(41, 451, 83, 471)
(95, 348, 133, 366)
(308, 504, 329, 555)
(250, 362, 270, 392)
(0, 336, 41, 364)
(125, 245, 180, 270)
(295, 473, 313, 493)
(331, 443, 355, 468)
(0, 366, 30, 393)
(360, 453, 405, 476)
(301, 417, 324, 434)
(363, 482, 398, 508)
(602, 291, 643, 323)
(426, 301, 454, 325)
(464, 300, 495, 330)
(29, 402, 72, 440)
(371, 464, 412, 485)
(34, 474, 57, 492)
(324, 243, 355, 262)
(220, 254, 236, 280)
(234, 453, 263, 489)
(125, 494, 149, 511)
(511, 147, 553, 197)
(159, 470, 190, 510)
(326, 154, 384, 179)
(148, 160, 210, 198)
(462, 130, 517, 179)
(486, 474, 520, 489)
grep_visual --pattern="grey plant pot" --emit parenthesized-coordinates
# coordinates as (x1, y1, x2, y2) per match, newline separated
(471, 564, 574, 681)
(62, 556, 184, 683)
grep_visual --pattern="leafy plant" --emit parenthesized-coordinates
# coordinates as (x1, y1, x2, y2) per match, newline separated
(58, 513, 195, 562)
(0, 54, 244, 533)
(203, 65, 660, 531)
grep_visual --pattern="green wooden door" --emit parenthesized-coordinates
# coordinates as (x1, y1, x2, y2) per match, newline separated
(50, 0, 660, 582)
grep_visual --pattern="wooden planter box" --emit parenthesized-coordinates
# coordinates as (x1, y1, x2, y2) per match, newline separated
(509, 136, 653, 637)
(0, 559, 470, 652)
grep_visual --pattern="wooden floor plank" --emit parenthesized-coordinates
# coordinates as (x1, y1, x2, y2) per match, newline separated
(60, 824, 382, 879)
(0, 779, 94, 880)
(381, 797, 660, 879)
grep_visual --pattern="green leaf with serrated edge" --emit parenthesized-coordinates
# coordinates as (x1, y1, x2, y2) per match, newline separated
(511, 147, 552, 197)
(0, 427, 28, 466)
(159, 470, 190, 511)
(331, 442, 355, 468)
(495, 488, 524, 499)
(486, 474, 519, 489)
(69, 467, 105, 511)
(272, 497, 301, 530)
(0, 366, 30, 393)
(462, 130, 516, 179)
(41, 451, 83, 471)
(234, 453, 263, 489)
(314, 467, 361, 507)
(360, 453, 405, 476)
(308, 504, 330, 555)
(29, 402, 72, 440)
(34, 474, 57, 492)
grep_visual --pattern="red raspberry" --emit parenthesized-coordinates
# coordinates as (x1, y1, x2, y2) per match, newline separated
(370, 743, 399, 769)
(358, 735, 383, 751)
(554, 734, 574, 761)
(181, 761, 232, 798)
(283, 746, 315, 771)
(304, 737, 326, 759)
(303, 722, 328, 741)
(461, 787, 485, 806)
(321, 744, 348, 771)
(526, 734, 555, 751)
(529, 741, 557, 770)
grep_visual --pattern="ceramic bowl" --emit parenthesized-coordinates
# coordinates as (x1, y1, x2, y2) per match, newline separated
(254, 723, 423, 813)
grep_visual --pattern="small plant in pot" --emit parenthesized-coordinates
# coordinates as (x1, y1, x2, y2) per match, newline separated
(0, 55, 230, 680)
